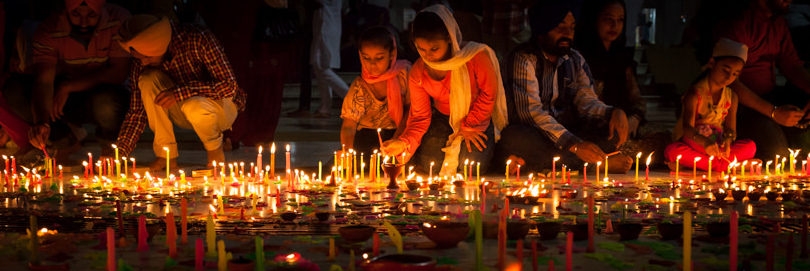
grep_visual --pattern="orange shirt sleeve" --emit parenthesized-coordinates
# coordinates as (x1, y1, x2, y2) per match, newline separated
(461, 51, 497, 132)
(399, 61, 432, 153)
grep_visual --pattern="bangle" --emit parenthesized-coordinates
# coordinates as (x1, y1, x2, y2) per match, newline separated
(771, 105, 778, 120)
(572, 144, 578, 155)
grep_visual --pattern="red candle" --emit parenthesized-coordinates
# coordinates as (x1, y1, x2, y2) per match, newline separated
(516, 239, 523, 270)
(116, 200, 124, 237)
(106, 227, 115, 271)
(12, 156, 16, 177)
(481, 183, 486, 213)
(766, 233, 775, 271)
(548, 257, 555, 271)
(802, 214, 808, 258)
(730, 211, 738, 271)
(516, 165, 520, 183)
(165, 212, 177, 258)
(606, 219, 613, 234)
(552, 157, 558, 182)
(373, 233, 380, 257)
(566, 231, 573, 271)
(181, 198, 188, 244)
(195, 238, 204, 271)
(87, 153, 92, 176)
(587, 196, 595, 253)
(532, 240, 538, 271)
(137, 215, 149, 252)
(583, 163, 587, 183)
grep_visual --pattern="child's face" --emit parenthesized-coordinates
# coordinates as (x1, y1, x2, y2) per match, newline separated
(359, 43, 393, 76)
(708, 57, 744, 87)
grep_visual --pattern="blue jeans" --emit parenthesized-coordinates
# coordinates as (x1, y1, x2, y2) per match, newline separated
(411, 109, 496, 175)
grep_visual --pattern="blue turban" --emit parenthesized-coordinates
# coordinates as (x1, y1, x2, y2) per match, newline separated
(529, 0, 582, 37)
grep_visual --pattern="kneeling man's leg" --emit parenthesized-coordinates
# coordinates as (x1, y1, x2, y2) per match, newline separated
(139, 68, 179, 158)
(180, 96, 238, 163)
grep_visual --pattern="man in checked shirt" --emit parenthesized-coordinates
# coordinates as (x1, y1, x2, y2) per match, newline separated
(113, 14, 245, 171)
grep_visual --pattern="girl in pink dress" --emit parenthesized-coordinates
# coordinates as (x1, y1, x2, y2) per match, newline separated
(665, 38, 757, 172)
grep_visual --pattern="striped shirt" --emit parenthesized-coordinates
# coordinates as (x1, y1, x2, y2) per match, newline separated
(32, 4, 131, 77)
(504, 44, 613, 151)
(115, 22, 246, 156)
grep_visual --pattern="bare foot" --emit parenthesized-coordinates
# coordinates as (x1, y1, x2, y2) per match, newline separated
(148, 157, 178, 172)
(607, 154, 633, 173)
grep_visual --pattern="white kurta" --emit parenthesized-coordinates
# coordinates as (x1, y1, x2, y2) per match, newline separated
(310, 0, 342, 69)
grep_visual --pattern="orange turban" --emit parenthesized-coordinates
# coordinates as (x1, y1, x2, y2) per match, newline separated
(118, 15, 172, 57)
(65, 0, 105, 13)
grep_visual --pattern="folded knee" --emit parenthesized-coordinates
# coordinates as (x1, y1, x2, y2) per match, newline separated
(138, 69, 174, 93)
(181, 98, 218, 122)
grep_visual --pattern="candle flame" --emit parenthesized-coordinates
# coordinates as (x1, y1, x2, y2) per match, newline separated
(677, 154, 682, 160)
(646, 152, 654, 165)
(271, 143, 276, 153)
(286, 144, 290, 152)
(259, 146, 263, 153)
(694, 157, 701, 162)
(636, 152, 642, 158)
(553, 156, 560, 161)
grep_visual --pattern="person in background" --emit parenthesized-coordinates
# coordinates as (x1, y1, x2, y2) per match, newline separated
(481, 0, 532, 61)
(311, 0, 348, 118)
(20, 0, 131, 164)
(113, 14, 245, 171)
(495, 0, 633, 174)
(340, 26, 411, 160)
(665, 38, 757, 172)
(717, 0, 810, 159)
(381, 5, 508, 176)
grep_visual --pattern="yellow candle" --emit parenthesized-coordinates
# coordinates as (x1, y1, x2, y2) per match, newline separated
(113, 144, 119, 176)
(675, 155, 681, 179)
(206, 214, 216, 257)
(605, 156, 609, 180)
(635, 153, 641, 181)
(505, 160, 511, 183)
(708, 156, 713, 180)
(270, 143, 276, 178)
(477, 162, 480, 185)
(328, 238, 336, 261)
(164, 147, 170, 178)
(683, 211, 692, 271)
(217, 240, 227, 271)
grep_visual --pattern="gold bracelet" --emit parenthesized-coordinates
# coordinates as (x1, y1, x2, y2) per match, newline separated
(771, 105, 778, 120)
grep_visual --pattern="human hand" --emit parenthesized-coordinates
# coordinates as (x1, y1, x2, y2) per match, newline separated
(628, 115, 640, 137)
(457, 129, 487, 152)
(154, 91, 178, 109)
(607, 154, 633, 173)
(51, 82, 74, 121)
(608, 109, 629, 147)
(773, 104, 803, 127)
(506, 155, 525, 174)
(381, 139, 407, 157)
(721, 139, 732, 158)
(28, 124, 50, 150)
(572, 141, 607, 164)
(704, 142, 724, 160)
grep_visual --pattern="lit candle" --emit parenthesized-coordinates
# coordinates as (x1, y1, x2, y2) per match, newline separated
(163, 147, 170, 178)
(675, 154, 681, 178)
(605, 155, 609, 180)
(112, 144, 119, 176)
(429, 161, 434, 181)
(376, 128, 384, 150)
(107, 227, 115, 271)
(464, 159, 469, 181)
(516, 164, 521, 183)
(285, 144, 291, 181)
(741, 160, 747, 178)
(553, 157, 559, 182)
(708, 156, 713, 180)
(505, 160, 511, 183)
(88, 153, 92, 176)
(692, 157, 700, 179)
(257, 146, 263, 176)
(58, 165, 62, 179)
(477, 162, 481, 184)
(596, 161, 601, 182)
(766, 160, 773, 175)
(582, 162, 588, 182)
(730, 211, 738, 271)
(645, 152, 653, 181)
(683, 211, 692, 271)
(270, 143, 276, 178)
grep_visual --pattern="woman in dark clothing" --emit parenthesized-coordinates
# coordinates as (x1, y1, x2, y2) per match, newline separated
(575, 0, 669, 161)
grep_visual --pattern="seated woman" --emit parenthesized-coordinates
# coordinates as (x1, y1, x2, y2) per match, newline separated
(575, 0, 670, 159)
(664, 38, 757, 173)
(340, 26, 411, 160)
(381, 4, 508, 176)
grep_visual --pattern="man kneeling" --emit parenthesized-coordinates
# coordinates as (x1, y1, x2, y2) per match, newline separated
(114, 15, 245, 171)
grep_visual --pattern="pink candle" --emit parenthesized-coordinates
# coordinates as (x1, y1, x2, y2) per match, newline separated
(583, 163, 587, 183)
(373, 233, 380, 257)
(137, 215, 149, 252)
(11, 156, 15, 177)
(195, 238, 204, 271)
(566, 231, 573, 271)
(181, 198, 188, 244)
(285, 145, 291, 181)
(87, 153, 92, 176)
(730, 211, 738, 271)
(107, 227, 115, 271)
(516, 165, 520, 183)
(257, 146, 263, 176)
(552, 158, 557, 182)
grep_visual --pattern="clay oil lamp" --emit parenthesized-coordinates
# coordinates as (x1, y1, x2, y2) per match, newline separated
(362, 254, 436, 271)
(338, 225, 376, 244)
(382, 159, 404, 190)
(419, 218, 470, 249)
(780, 187, 796, 201)
(765, 188, 779, 201)
(711, 188, 728, 201)
(731, 186, 747, 201)
(747, 186, 763, 201)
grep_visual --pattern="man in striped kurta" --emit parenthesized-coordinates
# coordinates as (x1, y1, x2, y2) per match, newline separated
(16, 0, 131, 162)
(495, 0, 632, 174)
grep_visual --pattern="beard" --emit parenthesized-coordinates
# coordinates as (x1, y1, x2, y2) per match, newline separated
(541, 36, 573, 56)
(71, 24, 95, 35)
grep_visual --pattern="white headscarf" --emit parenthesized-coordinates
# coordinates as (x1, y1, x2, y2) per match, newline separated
(419, 4, 508, 176)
